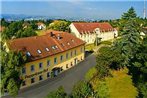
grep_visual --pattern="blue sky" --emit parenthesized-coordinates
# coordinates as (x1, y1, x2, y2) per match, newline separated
(1, 0, 147, 19)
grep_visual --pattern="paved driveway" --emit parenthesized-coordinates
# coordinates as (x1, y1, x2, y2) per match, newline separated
(3, 53, 96, 98)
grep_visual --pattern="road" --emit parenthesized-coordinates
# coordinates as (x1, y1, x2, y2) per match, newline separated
(3, 53, 96, 98)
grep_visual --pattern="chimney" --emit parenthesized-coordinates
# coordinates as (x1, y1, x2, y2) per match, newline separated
(50, 32, 54, 37)
(57, 34, 61, 40)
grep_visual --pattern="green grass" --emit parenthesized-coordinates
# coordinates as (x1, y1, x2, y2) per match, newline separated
(36, 30, 45, 36)
(99, 41, 112, 45)
(105, 68, 138, 98)
(85, 43, 95, 51)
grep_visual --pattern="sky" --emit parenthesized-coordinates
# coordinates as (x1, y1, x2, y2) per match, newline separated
(1, 0, 147, 19)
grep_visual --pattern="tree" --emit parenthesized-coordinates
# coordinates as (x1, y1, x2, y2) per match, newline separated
(119, 7, 137, 33)
(16, 27, 37, 38)
(114, 12, 147, 97)
(48, 20, 71, 32)
(121, 7, 137, 20)
(46, 86, 68, 98)
(71, 81, 93, 98)
(1, 48, 27, 97)
(1, 18, 9, 27)
(85, 67, 98, 81)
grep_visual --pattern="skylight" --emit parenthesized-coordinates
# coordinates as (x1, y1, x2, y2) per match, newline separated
(55, 45, 58, 49)
(37, 50, 41, 54)
(26, 52, 31, 56)
(67, 42, 70, 45)
(45, 48, 49, 51)
(52, 46, 55, 49)
(71, 39, 74, 42)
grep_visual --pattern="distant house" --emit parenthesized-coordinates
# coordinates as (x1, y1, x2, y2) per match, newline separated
(37, 22, 46, 30)
(22, 22, 30, 29)
(69, 22, 118, 44)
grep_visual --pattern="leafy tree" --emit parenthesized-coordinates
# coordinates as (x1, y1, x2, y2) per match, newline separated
(94, 81, 109, 98)
(16, 27, 37, 38)
(48, 20, 71, 32)
(85, 67, 98, 81)
(71, 81, 93, 98)
(1, 48, 27, 97)
(1, 18, 9, 27)
(46, 86, 68, 98)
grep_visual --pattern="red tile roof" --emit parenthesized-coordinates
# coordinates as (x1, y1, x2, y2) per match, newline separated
(8, 30, 86, 61)
(72, 22, 114, 34)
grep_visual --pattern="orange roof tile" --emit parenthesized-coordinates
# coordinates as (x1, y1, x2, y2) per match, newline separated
(8, 30, 86, 61)
(72, 22, 114, 34)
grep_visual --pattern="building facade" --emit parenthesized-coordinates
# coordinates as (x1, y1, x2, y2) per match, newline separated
(7, 30, 85, 88)
(69, 22, 118, 44)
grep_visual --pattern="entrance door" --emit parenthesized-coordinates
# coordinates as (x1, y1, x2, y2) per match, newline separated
(74, 58, 77, 65)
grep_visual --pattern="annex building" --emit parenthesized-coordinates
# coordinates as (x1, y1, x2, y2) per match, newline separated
(69, 22, 118, 44)
(7, 30, 85, 88)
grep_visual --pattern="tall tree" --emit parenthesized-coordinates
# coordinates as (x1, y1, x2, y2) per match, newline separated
(121, 7, 137, 20)
(1, 48, 27, 97)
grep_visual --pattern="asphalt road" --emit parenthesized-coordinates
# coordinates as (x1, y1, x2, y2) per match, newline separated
(3, 53, 96, 98)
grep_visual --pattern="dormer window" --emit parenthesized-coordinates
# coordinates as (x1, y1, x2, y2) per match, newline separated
(55, 45, 58, 49)
(26, 52, 31, 56)
(37, 50, 41, 54)
(67, 42, 70, 45)
(45, 48, 49, 51)
(71, 39, 74, 42)
(52, 46, 55, 49)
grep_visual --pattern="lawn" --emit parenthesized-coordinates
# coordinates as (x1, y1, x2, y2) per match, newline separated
(105, 68, 138, 98)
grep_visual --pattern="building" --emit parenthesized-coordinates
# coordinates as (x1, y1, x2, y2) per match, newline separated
(37, 22, 46, 30)
(69, 22, 118, 44)
(7, 30, 85, 88)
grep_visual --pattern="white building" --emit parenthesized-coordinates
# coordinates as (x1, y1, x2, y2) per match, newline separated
(37, 22, 46, 30)
(69, 22, 118, 44)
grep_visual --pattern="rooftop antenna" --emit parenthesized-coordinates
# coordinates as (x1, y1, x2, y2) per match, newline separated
(143, 0, 146, 18)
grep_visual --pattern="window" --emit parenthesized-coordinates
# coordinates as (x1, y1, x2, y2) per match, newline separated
(52, 46, 55, 49)
(22, 67, 26, 74)
(66, 64, 68, 68)
(31, 65, 34, 72)
(61, 67, 63, 71)
(22, 81, 26, 86)
(67, 42, 70, 45)
(81, 56, 83, 60)
(71, 62, 73, 66)
(37, 50, 41, 54)
(39, 62, 43, 69)
(26, 52, 31, 56)
(39, 75, 43, 81)
(55, 45, 58, 49)
(74, 50, 77, 55)
(60, 55, 63, 61)
(31, 78, 35, 83)
(47, 60, 50, 66)
(81, 47, 83, 52)
(66, 53, 68, 59)
(47, 72, 50, 78)
(71, 39, 74, 42)
(54, 57, 57, 64)
(45, 48, 49, 51)
(71, 51, 73, 57)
